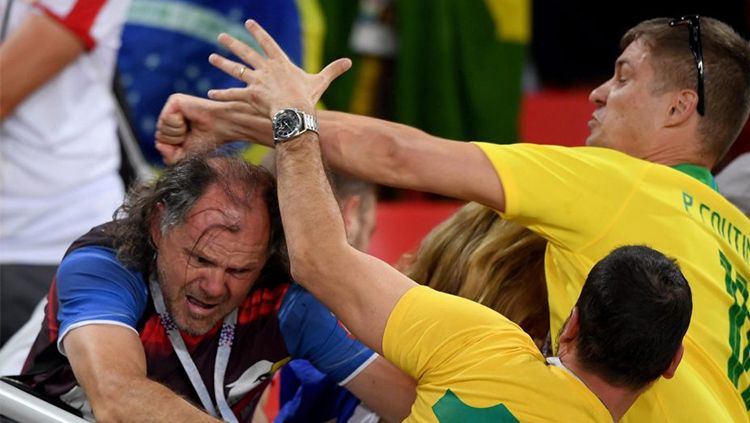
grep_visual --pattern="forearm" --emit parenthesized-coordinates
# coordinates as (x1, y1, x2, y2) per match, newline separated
(0, 13, 84, 119)
(233, 108, 502, 207)
(343, 356, 416, 422)
(275, 132, 411, 352)
(318, 110, 434, 189)
(65, 325, 220, 422)
(87, 376, 221, 423)
(274, 133, 351, 295)
(234, 109, 433, 188)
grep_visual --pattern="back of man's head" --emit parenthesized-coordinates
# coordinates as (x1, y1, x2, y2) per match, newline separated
(329, 171, 377, 252)
(622, 17, 750, 164)
(263, 149, 377, 252)
(574, 245, 692, 390)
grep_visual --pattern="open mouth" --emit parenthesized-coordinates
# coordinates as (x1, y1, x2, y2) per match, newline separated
(186, 296, 219, 314)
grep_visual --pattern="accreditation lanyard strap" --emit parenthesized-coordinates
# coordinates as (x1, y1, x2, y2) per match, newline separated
(149, 275, 239, 423)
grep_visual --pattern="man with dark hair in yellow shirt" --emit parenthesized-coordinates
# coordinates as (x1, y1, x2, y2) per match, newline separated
(157, 14, 750, 423)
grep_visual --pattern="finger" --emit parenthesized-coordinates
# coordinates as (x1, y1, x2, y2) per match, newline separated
(313, 58, 352, 99)
(157, 112, 187, 131)
(319, 58, 352, 86)
(155, 130, 185, 146)
(209, 53, 254, 83)
(245, 19, 286, 60)
(207, 87, 248, 102)
(155, 141, 184, 165)
(216, 32, 265, 69)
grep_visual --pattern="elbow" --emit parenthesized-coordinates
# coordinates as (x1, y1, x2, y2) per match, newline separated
(287, 247, 327, 285)
(85, 375, 139, 423)
(376, 130, 420, 188)
(287, 240, 350, 287)
(90, 406, 123, 423)
(89, 398, 129, 423)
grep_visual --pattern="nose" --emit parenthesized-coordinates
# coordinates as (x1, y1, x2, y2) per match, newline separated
(198, 267, 228, 299)
(589, 79, 609, 107)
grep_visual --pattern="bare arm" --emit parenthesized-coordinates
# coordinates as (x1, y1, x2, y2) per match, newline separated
(64, 325, 220, 422)
(0, 12, 84, 119)
(203, 18, 419, 354)
(156, 90, 505, 211)
(311, 111, 505, 211)
(276, 133, 414, 352)
(343, 355, 415, 422)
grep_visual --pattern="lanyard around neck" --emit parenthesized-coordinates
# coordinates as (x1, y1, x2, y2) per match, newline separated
(149, 274, 239, 423)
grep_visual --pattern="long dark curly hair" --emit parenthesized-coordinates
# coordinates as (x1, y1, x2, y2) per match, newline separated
(105, 154, 288, 285)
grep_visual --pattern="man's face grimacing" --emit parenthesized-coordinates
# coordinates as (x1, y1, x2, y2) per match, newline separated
(151, 184, 271, 335)
(586, 39, 676, 157)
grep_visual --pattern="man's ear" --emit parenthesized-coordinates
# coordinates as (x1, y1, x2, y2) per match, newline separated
(150, 202, 166, 248)
(665, 90, 700, 127)
(341, 195, 362, 243)
(559, 307, 580, 344)
(662, 342, 685, 379)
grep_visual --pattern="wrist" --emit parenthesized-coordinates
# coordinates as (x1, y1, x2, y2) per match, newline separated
(272, 107, 319, 144)
(269, 101, 316, 120)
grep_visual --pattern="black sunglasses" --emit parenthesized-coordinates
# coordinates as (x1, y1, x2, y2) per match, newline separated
(669, 15, 705, 115)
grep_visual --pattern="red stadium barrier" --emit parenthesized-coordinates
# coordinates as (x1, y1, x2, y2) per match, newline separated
(369, 200, 464, 265)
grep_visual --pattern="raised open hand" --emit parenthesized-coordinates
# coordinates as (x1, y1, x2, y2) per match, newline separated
(207, 20, 351, 117)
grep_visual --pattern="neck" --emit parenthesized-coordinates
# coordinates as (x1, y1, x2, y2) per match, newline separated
(637, 136, 714, 169)
(560, 356, 642, 422)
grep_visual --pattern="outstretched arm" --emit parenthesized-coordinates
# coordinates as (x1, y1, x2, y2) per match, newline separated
(210, 20, 417, 355)
(156, 73, 505, 212)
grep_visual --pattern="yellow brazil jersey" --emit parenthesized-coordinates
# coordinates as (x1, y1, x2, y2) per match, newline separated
(383, 285, 612, 422)
(475, 142, 750, 423)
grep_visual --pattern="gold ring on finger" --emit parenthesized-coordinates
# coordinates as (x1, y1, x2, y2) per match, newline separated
(238, 66, 247, 78)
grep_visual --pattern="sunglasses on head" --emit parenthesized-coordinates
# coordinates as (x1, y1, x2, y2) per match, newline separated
(669, 15, 705, 116)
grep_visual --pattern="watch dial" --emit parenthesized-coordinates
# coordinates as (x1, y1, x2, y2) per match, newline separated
(274, 110, 302, 139)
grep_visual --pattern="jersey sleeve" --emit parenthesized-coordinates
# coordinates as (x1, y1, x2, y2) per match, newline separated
(35, 0, 129, 50)
(474, 142, 649, 251)
(56, 246, 149, 354)
(278, 283, 377, 385)
(382, 285, 540, 384)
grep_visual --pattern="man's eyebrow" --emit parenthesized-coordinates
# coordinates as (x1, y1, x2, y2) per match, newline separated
(185, 247, 213, 262)
(185, 245, 264, 269)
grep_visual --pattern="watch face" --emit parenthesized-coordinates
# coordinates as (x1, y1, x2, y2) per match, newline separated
(273, 109, 302, 140)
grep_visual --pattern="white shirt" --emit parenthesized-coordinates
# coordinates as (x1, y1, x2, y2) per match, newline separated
(0, 0, 130, 264)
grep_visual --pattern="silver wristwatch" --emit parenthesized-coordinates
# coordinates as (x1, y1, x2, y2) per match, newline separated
(272, 108, 319, 143)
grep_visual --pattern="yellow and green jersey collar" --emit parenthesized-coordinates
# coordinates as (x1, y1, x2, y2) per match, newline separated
(673, 164, 719, 192)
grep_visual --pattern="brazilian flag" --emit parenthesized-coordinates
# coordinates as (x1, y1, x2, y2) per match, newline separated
(394, 0, 530, 144)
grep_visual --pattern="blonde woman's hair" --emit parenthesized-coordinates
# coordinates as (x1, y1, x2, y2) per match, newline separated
(400, 202, 549, 350)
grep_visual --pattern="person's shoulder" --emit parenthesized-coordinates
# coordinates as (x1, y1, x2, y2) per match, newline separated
(57, 245, 144, 292)
(237, 281, 291, 324)
(477, 142, 646, 163)
(60, 245, 120, 270)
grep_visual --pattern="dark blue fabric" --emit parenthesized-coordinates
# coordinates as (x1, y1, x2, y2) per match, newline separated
(279, 284, 375, 385)
(276, 359, 361, 423)
(56, 246, 148, 341)
(116, 0, 302, 165)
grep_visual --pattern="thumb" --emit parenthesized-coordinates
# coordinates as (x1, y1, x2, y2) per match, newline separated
(318, 58, 352, 89)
